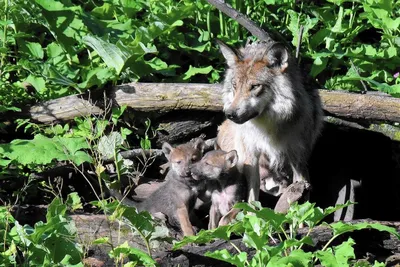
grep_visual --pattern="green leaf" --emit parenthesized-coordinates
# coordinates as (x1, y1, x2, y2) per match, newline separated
(310, 56, 328, 77)
(140, 138, 151, 150)
(20, 42, 44, 59)
(179, 42, 211, 52)
(25, 75, 46, 94)
(16, 195, 83, 265)
(182, 65, 213, 80)
(173, 222, 242, 250)
(44, 65, 78, 89)
(0, 134, 91, 165)
(83, 35, 132, 74)
(267, 249, 313, 267)
(331, 221, 400, 239)
(316, 249, 339, 267)
(372, 261, 387, 267)
(0, 106, 21, 112)
(35, 0, 85, 54)
(334, 238, 356, 265)
(35, 0, 65, 11)
(205, 249, 247, 267)
(78, 67, 115, 89)
(387, 46, 397, 58)
(331, 6, 344, 33)
(316, 238, 355, 267)
(66, 192, 82, 211)
(92, 237, 109, 245)
(111, 105, 127, 125)
(97, 132, 124, 159)
(91, 3, 115, 19)
(109, 242, 157, 266)
(302, 201, 353, 228)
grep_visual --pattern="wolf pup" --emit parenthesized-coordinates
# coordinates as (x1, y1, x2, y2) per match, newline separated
(111, 138, 206, 237)
(190, 149, 246, 229)
(216, 40, 323, 203)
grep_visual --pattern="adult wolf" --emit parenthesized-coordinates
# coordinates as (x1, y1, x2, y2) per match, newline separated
(216, 40, 323, 203)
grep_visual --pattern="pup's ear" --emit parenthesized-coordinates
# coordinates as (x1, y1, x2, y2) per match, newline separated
(162, 142, 173, 159)
(214, 141, 221, 150)
(217, 39, 239, 67)
(265, 43, 289, 72)
(225, 150, 238, 169)
(193, 138, 205, 154)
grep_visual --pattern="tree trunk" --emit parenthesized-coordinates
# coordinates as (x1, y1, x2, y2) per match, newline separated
(17, 83, 400, 124)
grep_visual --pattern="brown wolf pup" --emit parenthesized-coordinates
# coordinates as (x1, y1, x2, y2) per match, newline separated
(190, 149, 246, 229)
(111, 138, 206, 237)
(216, 40, 323, 203)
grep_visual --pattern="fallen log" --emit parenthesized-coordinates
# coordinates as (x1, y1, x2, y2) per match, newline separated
(69, 214, 400, 267)
(11, 206, 400, 267)
(18, 83, 400, 124)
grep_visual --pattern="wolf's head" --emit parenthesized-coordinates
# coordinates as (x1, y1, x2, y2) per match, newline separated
(190, 149, 238, 181)
(162, 138, 205, 179)
(218, 40, 297, 124)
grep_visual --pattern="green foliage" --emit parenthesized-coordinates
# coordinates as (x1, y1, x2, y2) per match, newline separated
(174, 201, 394, 266)
(0, 0, 399, 111)
(109, 242, 157, 267)
(92, 200, 171, 266)
(0, 193, 84, 266)
(0, 0, 222, 108)
(0, 134, 92, 167)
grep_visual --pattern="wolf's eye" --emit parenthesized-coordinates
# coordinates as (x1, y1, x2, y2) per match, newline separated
(231, 80, 237, 89)
(250, 84, 262, 91)
(176, 160, 182, 164)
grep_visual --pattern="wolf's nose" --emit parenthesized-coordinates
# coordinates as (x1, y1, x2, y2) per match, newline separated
(225, 110, 236, 120)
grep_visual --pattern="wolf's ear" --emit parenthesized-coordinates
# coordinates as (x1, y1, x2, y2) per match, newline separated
(162, 142, 173, 159)
(225, 150, 238, 169)
(265, 43, 289, 71)
(193, 138, 205, 153)
(214, 142, 221, 150)
(217, 40, 239, 67)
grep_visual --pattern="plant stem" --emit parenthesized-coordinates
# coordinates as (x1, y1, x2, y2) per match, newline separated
(136, 229, 152, 257)
(1, 0, 9, 75)
(219, 11, 224, 36)
(114, 150, 122, 182)
(298, 227, 312, 250)
(313, 234, 339, 264)
(230, 241, 250, 266)
(279, 225, 289, 240)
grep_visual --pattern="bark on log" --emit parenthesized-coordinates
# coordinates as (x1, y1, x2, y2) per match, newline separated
(20, 83, 400, 124)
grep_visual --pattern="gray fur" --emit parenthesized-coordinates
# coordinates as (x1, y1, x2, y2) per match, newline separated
(217, 40, 323, 200)
(190, 149, 247, 229)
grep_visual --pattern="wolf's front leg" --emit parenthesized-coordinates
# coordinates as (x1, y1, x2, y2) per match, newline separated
(176, 205, 195, 236)
(208, 203, 221, 230)
(291, 162, 310, 184)
(244, 157, 260, 203)
(291, 162, 311, 204)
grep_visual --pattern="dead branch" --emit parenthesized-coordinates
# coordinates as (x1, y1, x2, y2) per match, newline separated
(206, 0, 272, 42)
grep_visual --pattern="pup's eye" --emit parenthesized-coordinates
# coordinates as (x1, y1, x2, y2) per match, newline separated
(231, 80, 237, 89)
(175, 160, 182, 164)
(191, 156, 197, 162)
(250, 84, 262, 91)
(205, 161, 211, 166)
